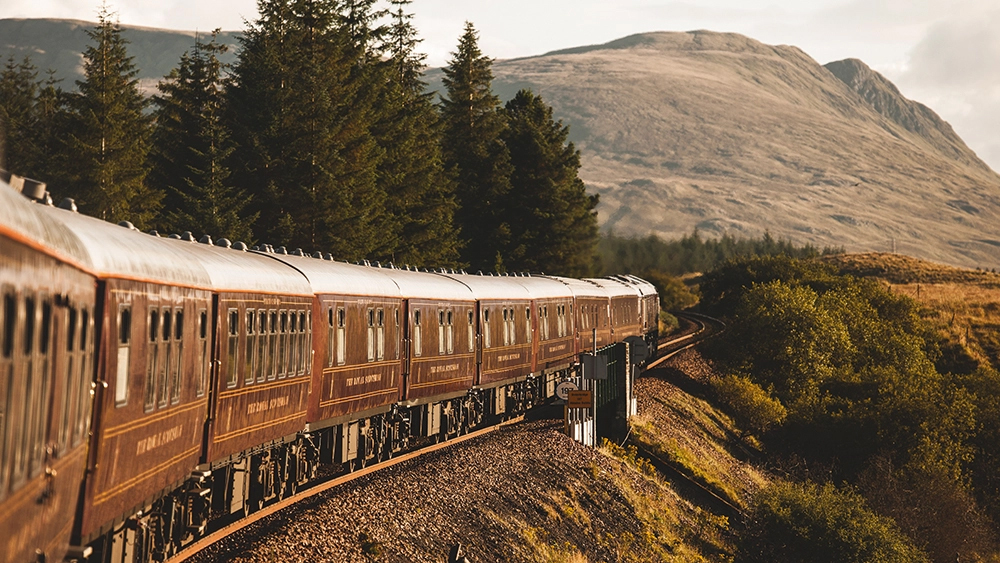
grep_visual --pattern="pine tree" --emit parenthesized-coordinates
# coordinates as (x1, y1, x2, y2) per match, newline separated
(0, 56, 39, 175)
(372, 0, 460, 267)
(64, 7, 159, 227)
(439, 22, 514, 272)
(228, 0, 385, 259)
(150, 31, 256, 243)
(502, 89, 599, 276)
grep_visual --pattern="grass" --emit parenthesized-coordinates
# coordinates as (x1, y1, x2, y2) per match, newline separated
(824, 252, 1000, 371)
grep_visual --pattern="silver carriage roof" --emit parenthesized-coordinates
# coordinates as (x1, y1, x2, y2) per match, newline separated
(437, 272, 534, 301)
(540, 275, 611, 299)
(583, 277, 642, 299)
(35, 206, 312, 295)
(262, 253, 402, 298)
(614, 274, 657, 297)
(0, 179, 92, 269)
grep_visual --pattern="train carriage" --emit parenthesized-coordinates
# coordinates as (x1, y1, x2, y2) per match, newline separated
(264, 255, 403, 428)
(31, 207, 216, 558)
(585, 277, 644, 341)
(514, 276, 577, 375)
(616, 275, 660, 347)
(545, 276, 613, 352)
(0, 179, 96, 563)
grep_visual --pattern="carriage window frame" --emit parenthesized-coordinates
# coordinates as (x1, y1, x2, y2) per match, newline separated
(226, 308, 239, 389)
(413, 309, 422, 357)
(467, 310, 474, 352)
(144, 306, 158, 411)
(169, 307, 183, 405)
(336, 307, 346, 366)
(196, 309, 208, 397)
(245, 309, 257, 384)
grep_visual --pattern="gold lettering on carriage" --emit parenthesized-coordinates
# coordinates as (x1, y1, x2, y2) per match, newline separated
(547, 344, 567, 353)
(345, 373, 383, 387)
(498, 353, 521, 362)
(136, 424, 183, 455)
(247, 395, 289, 415)
(430, 363, 459, 374)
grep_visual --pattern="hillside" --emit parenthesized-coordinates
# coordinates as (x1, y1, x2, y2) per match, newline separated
(5, 20, 1000, 269)
(456, 31, 1000, 270)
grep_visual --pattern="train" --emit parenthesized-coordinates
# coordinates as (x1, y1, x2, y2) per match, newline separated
(0, 171, 659, 563)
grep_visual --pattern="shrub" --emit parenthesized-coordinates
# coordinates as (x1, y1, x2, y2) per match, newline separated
(711, 374, 787, 436)
(738, 481, 929, 563)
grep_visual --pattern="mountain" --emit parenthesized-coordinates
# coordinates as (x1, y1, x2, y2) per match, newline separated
(4, 20, 1000, 269)
(0, 18, 240, 92)
(441, 31, 1000, 269)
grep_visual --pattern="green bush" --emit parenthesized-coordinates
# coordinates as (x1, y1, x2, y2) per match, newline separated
(738, 481, 929, 563)
(711, 374, 787, 436)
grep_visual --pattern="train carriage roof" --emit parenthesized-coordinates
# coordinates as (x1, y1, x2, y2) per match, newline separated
(379, 268, 475, 301)
(34, 205, 214, 287)
(34, 206, 313, 295)
(512, 275, 575, 300)
(263, 254, 401, 298)
(0, 181, 93, 269)
(614, 275, 658, 297)
(540, 275, 611, 299)
(584, 277, 642, 299)
(438, 273, 534, 301)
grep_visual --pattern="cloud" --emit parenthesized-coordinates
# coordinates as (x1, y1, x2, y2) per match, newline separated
(894, 9, 1000, 171)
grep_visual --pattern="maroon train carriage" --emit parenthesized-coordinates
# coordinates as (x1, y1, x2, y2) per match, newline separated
(265, 253, 406, 469)
(32, 205, 219, 561)
(378, 268, 479, 442)
(512, 275, 578, 383)
(585, 277, 644, 341)
(545, 276, 613, 353)
(0, 178, 97, 563)
(616, 275, 660, 347)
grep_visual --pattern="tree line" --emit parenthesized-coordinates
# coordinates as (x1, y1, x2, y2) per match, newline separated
(700, 255, 1000, 562)
(0, 0, 598, 276)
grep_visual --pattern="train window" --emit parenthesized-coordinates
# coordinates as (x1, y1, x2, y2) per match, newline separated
(377, 309, 385, 362)
(0, 291, 12, 494)
(267, 311, 277, 381)
(413, 309, 421, 357)
(291, 311, 300, 376)
(246, 310, 256, 384)
(74, 309, 92, 446)
(197, 309, 208, 397)
(483, 309, 491, 348)
(279, 310, 289, 379)
(438, 310, 445, 354)
(336, 308, 345, 365)
(257, 311, 267, 382)
(299, 311, 309, 375)
(170, 308, 182, 404)
(394, 308, 400, 360)
(58, 307, 79, 451)
(367, 308, 376, 362)
(2, 293, 13, 358)
(114, 305, 131, 408)
(30, 299, 52, 477)
(446, 310, 453, 354)
(327, 308, 335, 368)
(542, 306, 549, 340)
(278, 311, 295, 378)
(159, 310, 171, 408)
(226, 309, 239, 388)
(526, 307, 532, 344)
(501, 309, 509, 346)
(467, 310, 474, 352)
(144, 308, 158, 410)
(11, 295, 32, 485)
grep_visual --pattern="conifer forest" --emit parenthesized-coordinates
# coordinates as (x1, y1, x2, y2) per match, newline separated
(0, 0, 600, 277)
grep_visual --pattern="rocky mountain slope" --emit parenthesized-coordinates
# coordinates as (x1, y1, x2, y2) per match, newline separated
(465, 31, 1000, 269)
(4, 20, 1000, 269)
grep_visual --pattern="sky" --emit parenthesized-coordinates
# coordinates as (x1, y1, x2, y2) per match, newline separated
(2, 0, 998, 170)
